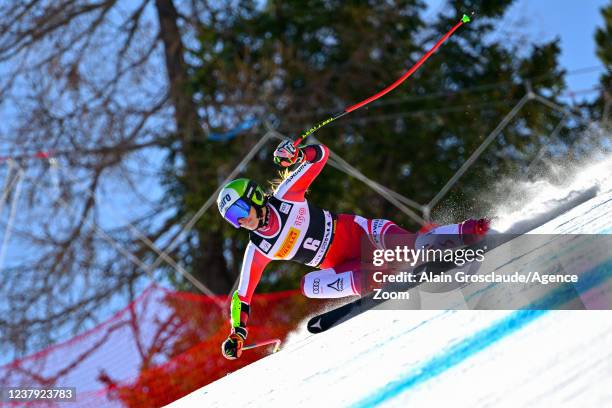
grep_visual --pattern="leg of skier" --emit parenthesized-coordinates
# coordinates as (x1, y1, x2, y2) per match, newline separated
(302, 215, 489, 299)
(301, 260, 361, 298)
(414, 218, 490, 250)
(302, 215, 414, 298)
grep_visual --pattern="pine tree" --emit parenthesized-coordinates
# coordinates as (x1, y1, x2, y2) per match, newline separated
(594, 3, 612, 126)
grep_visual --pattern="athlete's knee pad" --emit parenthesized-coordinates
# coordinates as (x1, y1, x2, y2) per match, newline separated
(301, 268, 360, 299)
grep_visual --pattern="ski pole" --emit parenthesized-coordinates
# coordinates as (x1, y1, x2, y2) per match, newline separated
(293, 13, 473, 147)
(243, 338, 282, 353)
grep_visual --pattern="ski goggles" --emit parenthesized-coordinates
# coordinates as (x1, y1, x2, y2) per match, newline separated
(224, 198, 251, 228)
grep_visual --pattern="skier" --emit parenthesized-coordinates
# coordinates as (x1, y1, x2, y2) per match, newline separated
(217, 140, 489, 359)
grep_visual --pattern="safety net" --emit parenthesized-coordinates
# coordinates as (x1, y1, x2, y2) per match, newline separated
(0, 285, 325, 407)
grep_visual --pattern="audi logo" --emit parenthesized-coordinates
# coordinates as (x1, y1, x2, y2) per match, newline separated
(312, 278, 320, 294)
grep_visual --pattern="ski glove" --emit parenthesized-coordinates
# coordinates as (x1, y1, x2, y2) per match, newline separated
(221, 326, 247, 360)
(273, 139, 305, 167)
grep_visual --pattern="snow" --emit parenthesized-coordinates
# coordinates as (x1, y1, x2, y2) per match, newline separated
(167, 154, 612, 408)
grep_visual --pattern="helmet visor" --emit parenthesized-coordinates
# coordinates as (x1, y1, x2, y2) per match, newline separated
(224, 198, 251, 228)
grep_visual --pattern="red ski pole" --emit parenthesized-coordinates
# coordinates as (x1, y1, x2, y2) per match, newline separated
(243, 338, 281, 353)
(292, 13, 473, 147)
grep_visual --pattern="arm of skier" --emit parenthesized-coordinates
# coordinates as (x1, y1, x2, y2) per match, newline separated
(273, 140, 329, 202)
(222, 242, 270, 359)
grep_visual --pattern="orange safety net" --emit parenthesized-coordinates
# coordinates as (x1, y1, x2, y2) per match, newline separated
(0, 285, 327, 407)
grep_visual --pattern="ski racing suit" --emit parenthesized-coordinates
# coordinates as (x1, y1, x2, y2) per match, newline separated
(235, 143, 417, 326)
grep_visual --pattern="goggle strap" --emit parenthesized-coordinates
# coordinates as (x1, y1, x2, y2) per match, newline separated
(245, 180, 264, 207)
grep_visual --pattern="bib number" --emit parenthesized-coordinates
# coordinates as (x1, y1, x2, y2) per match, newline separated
(303, 238, 321, 251)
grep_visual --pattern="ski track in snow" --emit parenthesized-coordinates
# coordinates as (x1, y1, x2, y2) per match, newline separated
(169, 154, 612, 408)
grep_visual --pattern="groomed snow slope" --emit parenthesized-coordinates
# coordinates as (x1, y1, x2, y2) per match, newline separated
(169, 170, 612, 408)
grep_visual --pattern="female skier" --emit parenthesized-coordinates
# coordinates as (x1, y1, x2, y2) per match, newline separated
(216, 139, 489, 359)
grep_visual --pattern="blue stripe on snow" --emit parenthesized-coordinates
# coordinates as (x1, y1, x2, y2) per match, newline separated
(351, 259, 612, 408)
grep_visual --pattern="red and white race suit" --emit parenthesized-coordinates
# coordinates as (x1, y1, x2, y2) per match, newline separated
(236, 144, 412, 314)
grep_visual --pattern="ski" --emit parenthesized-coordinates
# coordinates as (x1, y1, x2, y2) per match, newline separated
(307, 233, 510, 334)
(306, 259, 456, 333)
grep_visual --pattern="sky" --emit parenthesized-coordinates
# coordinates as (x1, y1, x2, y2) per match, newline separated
(426, 0, 610, 101)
